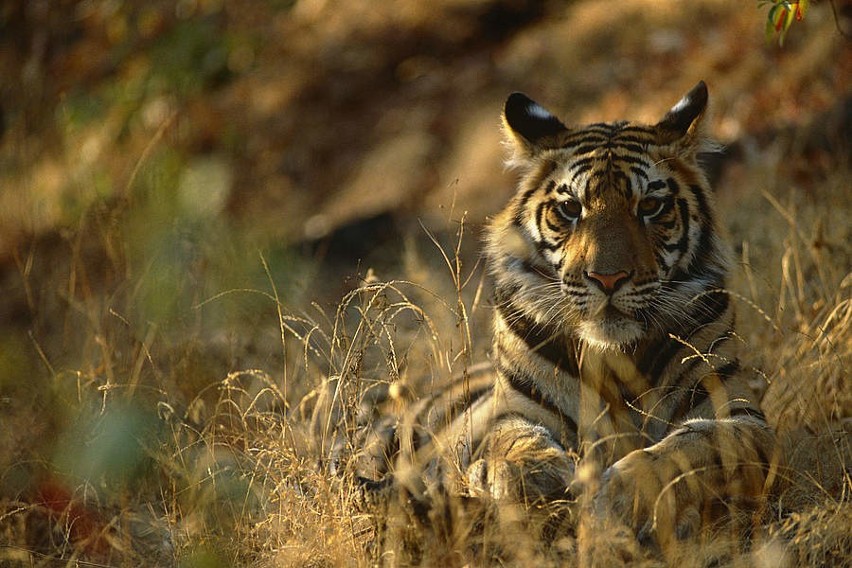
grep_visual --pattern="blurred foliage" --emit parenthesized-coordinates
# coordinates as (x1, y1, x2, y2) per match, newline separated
(178, 546, 231, 568)
(53, 401, 162, 489)
(761, 0, 810, 45)
(148, 17, 233, 96)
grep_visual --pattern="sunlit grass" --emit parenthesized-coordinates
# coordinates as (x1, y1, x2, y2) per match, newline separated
(8, 141, 849, 567)
(0, 1, 849, 566)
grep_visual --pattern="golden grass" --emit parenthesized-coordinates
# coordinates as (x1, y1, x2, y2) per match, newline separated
(1, 128, 849, 567)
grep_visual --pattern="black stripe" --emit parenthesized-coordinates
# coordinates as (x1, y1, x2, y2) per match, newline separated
(568, 163, 593, 180)
(497, 303, 580, 376)
(493, 283, 521, 307)
(656, 197, 676, 218)
(516, 178, 555, 223)
(418, 383, 494, 433)
(538, 238, 562, 253)
(662, 285, 730, 340)
(671, 359, 741, 421)
(667, 356, 711, 421)
(571, 143, 607, 155)
(516, 185, 542, 215)
(729, 407, 767, 423)
(638, 334, 684, 378)
(567, 157, 597, 175)
(502, 370, 578, 433)
(611, 134, 652, 145)
(631, 166, 649, 180)
(617, 125, 653, 134)
(611, 169, 633, 198)
(661, 198, 691, 253)
(566, 127, 611, 139)
(520, 259, 548, 277)
(666, 177, 681, 195)
(668, 356, 703, 390)
(519, 181, 544, 206)
(688, 183, 712, 224)
(560, 134, 608, 149)
(615, 134, 653, 146)
(682, 183, 716, 278)
(693, 290, 730, 328)
(513, 209, 527, 231)
(716, 361, 740, 380)
(538, 201, 556, 232)
(491, 410, 532, 423)
(685, 383, 711, 412)
(612, 143, 645, 155)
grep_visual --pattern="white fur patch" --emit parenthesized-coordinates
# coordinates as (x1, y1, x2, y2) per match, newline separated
(526, 102, 553, 120)
(578, 318, 644, 350)
(670, 94, 691, 114)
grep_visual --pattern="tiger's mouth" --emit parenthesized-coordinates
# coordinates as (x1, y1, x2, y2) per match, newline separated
(577, 304, 644, 349)
(600, 303, 629, 319)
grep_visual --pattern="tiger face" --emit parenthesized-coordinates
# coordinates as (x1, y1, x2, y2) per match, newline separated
(488, 82, 728, 350)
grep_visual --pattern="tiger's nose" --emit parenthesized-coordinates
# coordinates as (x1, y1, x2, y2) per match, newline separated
(585, 270, 631, 294)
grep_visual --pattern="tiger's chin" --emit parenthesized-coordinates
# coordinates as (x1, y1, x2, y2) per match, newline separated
(577, 315, 645, 351)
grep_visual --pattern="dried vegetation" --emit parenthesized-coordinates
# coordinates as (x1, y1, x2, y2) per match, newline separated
(0, 0, 849, 566)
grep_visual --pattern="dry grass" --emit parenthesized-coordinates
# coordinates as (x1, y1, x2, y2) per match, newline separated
(7, 139, 847, 567)
(1, 1, 849, 566)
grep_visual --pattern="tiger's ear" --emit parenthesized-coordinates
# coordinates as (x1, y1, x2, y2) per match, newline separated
(654, 81, 708, 151)
(503, 93, 568, 163)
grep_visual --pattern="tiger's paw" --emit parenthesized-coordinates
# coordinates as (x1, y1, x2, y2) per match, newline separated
(466, 457, 516, 500)
(594, 447, 707, 547)
(465, 421, 578, 503)
(465, 451, 576, 504)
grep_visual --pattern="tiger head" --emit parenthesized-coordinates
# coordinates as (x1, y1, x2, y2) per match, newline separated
(486, 82, 730, 351)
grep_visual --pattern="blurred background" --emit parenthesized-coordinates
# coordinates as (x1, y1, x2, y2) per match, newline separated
(0, 0, 849, 565)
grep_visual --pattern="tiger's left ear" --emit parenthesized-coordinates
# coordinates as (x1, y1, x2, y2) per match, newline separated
(654, 81, 708, 152)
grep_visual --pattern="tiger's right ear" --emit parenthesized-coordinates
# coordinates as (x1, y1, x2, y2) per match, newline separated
(503, 93, 568, 164)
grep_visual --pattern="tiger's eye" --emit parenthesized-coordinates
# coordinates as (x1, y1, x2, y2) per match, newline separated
(556, 199, 582, 222)
(638, 196, 664, 218)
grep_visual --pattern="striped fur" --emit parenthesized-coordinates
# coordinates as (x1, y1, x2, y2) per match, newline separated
(352, 82, 777, 546)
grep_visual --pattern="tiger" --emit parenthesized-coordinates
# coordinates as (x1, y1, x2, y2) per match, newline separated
(338, 81, 779, 554)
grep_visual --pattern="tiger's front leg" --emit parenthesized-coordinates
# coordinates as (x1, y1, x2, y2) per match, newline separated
(595, 418, 776, 549)
(466, 417, 578, 504)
